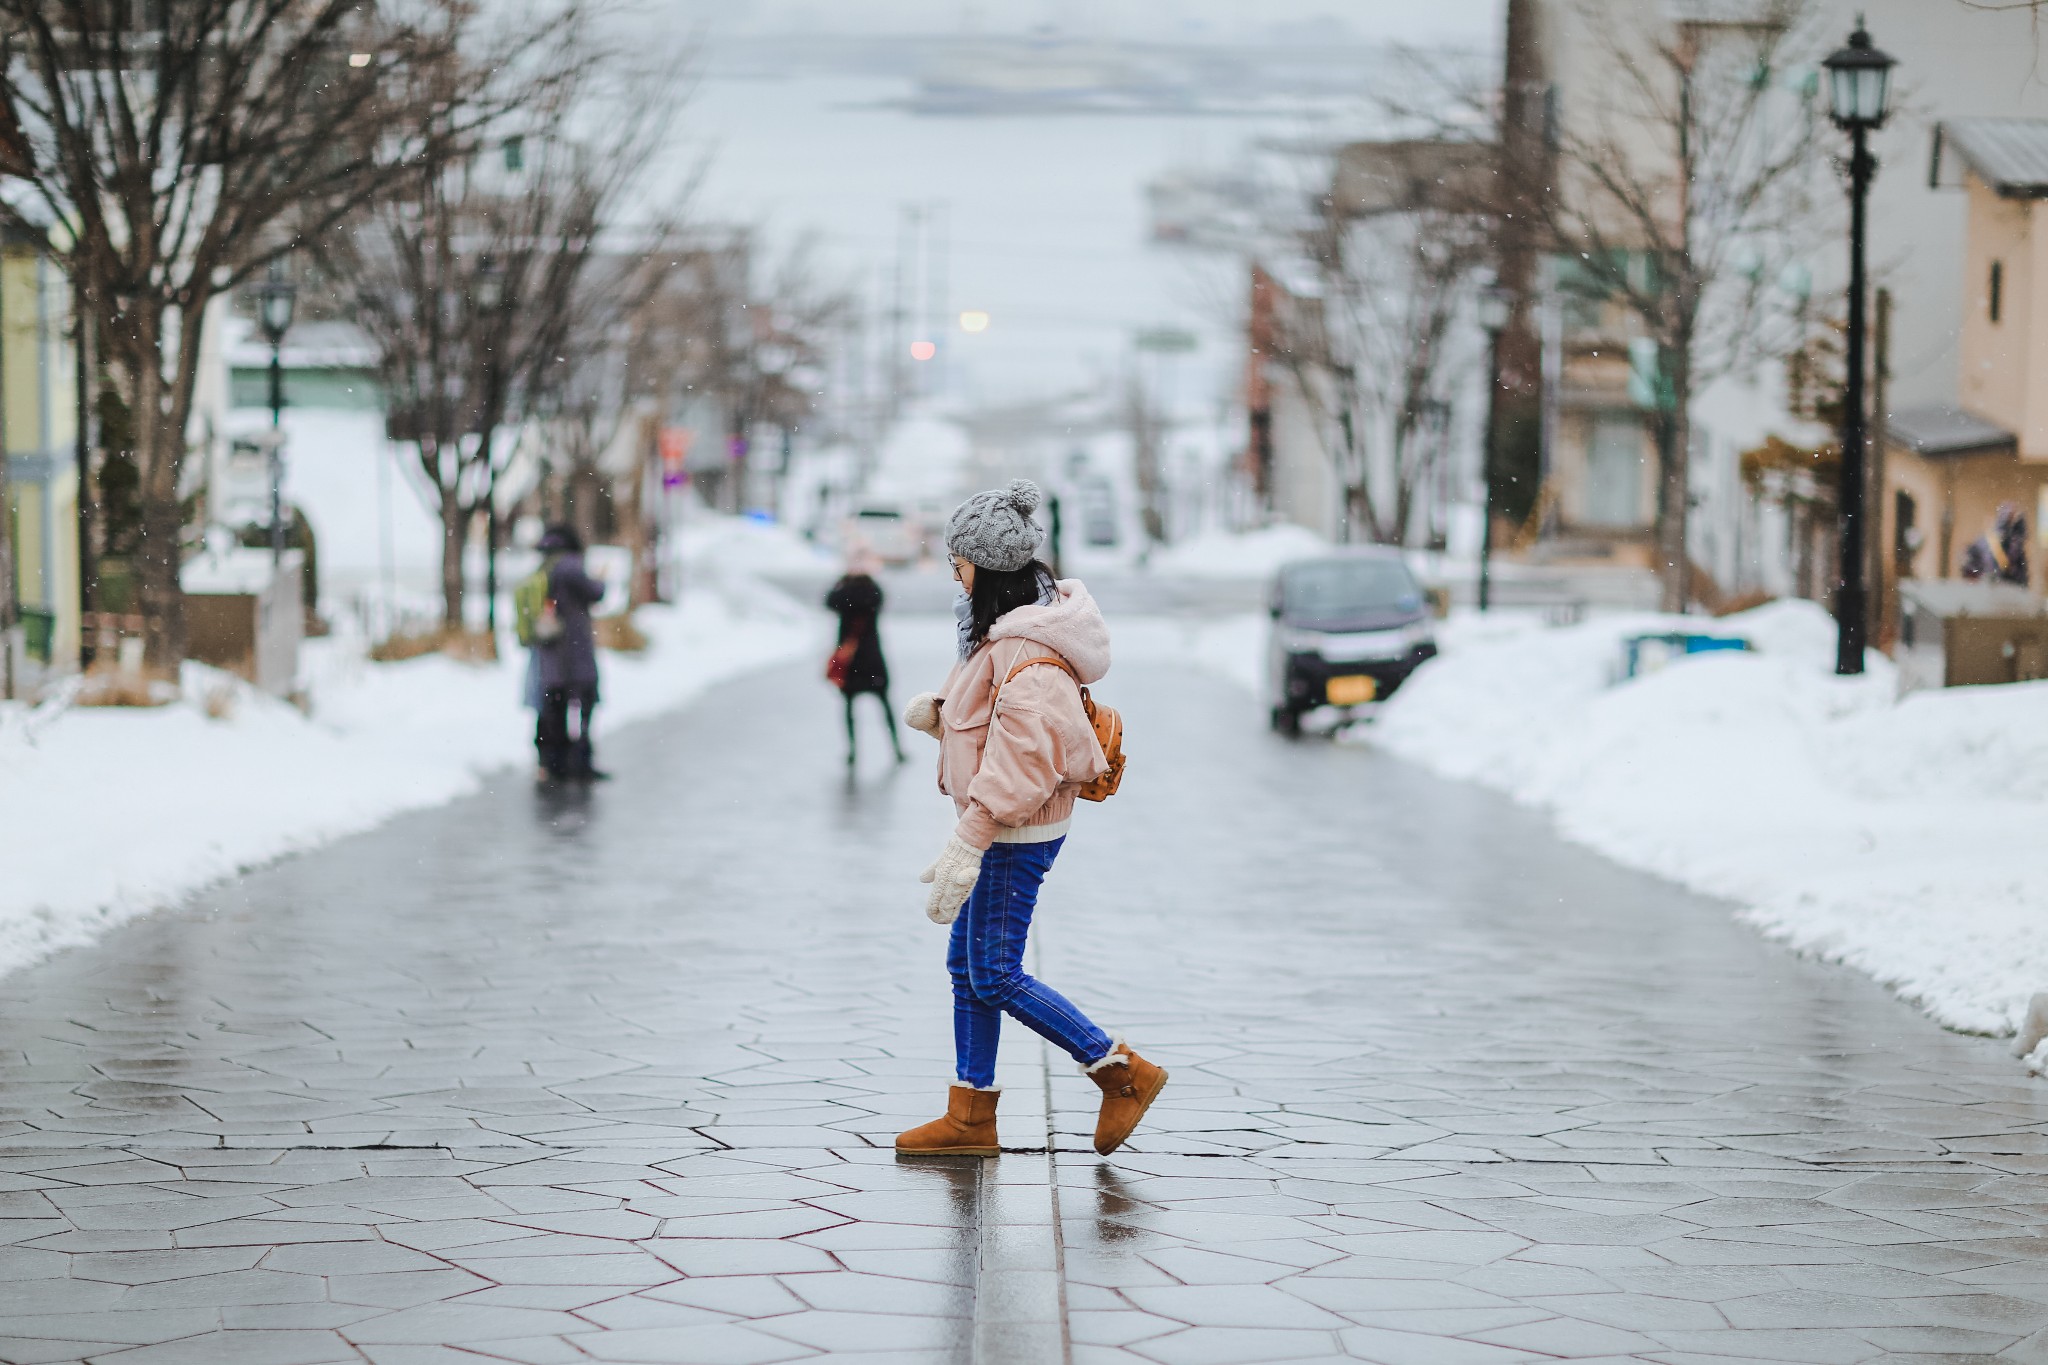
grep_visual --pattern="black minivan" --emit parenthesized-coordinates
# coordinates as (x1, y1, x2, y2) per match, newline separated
(1266, 549, 1438, 734)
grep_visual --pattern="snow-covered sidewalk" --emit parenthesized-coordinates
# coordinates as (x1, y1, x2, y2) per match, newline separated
(0, 566, 816, 982)
(1362, 600, 2048, 1040)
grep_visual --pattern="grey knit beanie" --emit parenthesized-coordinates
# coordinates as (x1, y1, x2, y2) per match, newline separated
(945, 479, 1044, 572)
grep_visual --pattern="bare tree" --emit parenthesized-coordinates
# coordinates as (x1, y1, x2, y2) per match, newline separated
(668, 232, 846, 514)
(589, 228, 849, 523)
(1538, 0, 1825, 610)
(527, 241, 690, 557)
(1263, 154, 1493, 545)
(1124, 369, 1167, 546)
(0, 0, 548, 673)
(328, 23, 681, 633)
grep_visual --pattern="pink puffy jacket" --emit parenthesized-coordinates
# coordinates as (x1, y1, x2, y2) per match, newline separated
(935, 579, 1111, 850)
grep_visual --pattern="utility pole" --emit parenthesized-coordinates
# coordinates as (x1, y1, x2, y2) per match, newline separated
(75, 301, 96, 671)
(1867, 286, 1891, 647)
(0, 260, 12, 701)
(1477, 284, 1513, 611)
(889, 204, 921, 419)
(927, 201, 949, 394)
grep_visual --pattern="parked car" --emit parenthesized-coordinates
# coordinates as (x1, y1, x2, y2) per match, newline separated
(1267, 549, 1438, 734)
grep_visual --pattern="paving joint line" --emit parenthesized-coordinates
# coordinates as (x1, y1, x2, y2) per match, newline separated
(1043, 1038, 1073, 1365)
(965, 952, 1073, 1364)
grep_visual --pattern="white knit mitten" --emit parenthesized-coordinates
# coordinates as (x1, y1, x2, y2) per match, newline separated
(904, 691, 943, 739)
(918, 836, 983, 925)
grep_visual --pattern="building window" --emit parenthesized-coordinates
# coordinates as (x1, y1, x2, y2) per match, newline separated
(1990, 260, 2003, 324)
(503, 136, 525, 173)
(1894, 489, 1918, 578)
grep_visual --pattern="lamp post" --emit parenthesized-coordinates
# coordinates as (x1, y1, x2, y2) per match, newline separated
(473, 255, 507, 634)
(1475, 282, 1513, 612)
(254, 262, 298, 566)
(1821, 20, 1894, 676)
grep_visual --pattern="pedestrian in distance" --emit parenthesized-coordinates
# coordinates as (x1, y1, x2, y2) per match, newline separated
(894, 478, 1163, 1159)
(520, 523, 609, 782)
(824, 545, 906, 768)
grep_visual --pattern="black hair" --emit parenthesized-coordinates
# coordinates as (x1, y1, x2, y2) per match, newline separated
(966, 559, 1055, 652)
(538, 522, 583, 554)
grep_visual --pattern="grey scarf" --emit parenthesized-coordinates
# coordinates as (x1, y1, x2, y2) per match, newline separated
(955, 577, 1057, 660)
(954, 590, 975, 661)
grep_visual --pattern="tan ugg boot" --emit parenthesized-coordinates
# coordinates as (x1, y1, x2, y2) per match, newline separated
(1084, 1041, 1168, 1156)
(895, 1084, 1001, 1156)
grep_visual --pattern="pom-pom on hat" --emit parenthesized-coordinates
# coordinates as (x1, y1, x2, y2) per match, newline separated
(945, 479, 1045, 572)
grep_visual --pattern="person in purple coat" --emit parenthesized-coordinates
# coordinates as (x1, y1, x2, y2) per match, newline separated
(533, 524, 609, 781)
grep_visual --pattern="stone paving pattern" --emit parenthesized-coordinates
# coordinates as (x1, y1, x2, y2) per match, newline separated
(0, 627, 2043, 1362)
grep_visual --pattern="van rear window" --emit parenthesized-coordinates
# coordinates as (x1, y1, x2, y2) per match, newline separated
(1282, 560, 1420, 618)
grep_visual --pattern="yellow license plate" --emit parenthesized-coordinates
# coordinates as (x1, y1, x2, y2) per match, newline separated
(1327, 674, 1377, 706)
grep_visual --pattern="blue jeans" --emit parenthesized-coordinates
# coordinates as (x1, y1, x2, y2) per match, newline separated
(947, 837, 1114, 1089)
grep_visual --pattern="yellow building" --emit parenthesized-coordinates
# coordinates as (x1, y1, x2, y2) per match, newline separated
(1, 229, 78, 682)
(1886, 119, 2048, 599)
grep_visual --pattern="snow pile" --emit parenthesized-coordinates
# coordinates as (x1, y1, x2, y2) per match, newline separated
(1369, 599, 2048, 1036)
(0, 580, 815, 981)
(1147, 523, 1328, 580)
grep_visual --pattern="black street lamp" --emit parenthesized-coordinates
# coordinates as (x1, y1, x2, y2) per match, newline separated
(254, 262, 298, 566)
(1475, 281, 1513, 612)
(1821, 20, 1894, 675)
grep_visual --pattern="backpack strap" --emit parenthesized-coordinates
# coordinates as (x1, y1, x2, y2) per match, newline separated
(992, 650, 1080, 707)
(1000, 655, 1076, 689)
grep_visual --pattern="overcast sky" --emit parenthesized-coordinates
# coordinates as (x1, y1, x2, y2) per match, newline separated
(649, 0, 1499, 47)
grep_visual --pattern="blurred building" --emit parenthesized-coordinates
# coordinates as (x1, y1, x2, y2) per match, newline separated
(1, 229, 79, 690)
(1491, 0, 2048, 619)
(1880, 119, 2048, 605)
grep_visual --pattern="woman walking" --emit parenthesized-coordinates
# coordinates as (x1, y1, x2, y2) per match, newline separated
(896, 479, 1167, 1158)
(824, 547, 906, 767)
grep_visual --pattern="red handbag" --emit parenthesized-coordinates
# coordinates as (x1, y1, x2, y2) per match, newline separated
(825, 640, 856, 687)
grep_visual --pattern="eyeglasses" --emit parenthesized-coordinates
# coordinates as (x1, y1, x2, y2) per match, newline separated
(948, 556, 966, 579)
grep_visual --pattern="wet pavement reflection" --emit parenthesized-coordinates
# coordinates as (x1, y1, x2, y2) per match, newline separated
(0, 625, 2044, 1362)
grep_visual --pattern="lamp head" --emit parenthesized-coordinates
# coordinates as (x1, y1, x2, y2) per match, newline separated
(1822, 20, 1894, 130)
(255, 265, 296, 345)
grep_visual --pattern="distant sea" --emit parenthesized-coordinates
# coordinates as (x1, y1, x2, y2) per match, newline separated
(655, 40, 1448, 410)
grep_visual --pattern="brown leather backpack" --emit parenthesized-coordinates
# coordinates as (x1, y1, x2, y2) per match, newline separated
(997, 656, 1126, 801)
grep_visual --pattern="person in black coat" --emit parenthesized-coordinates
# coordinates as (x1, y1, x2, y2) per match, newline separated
(533, 524, 609, 780)
(826, 548, 906, 767)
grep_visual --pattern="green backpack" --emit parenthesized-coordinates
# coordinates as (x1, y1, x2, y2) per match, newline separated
(513, 556, 559, 646)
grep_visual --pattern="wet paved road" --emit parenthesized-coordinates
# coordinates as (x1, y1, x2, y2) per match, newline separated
(2, 620, 2047, 1364)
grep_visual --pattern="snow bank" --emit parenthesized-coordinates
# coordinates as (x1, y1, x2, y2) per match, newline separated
(0, 580, 813, 981)
(1367, 599, 2048, 1036)
(1146, 524, 1328, 580)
